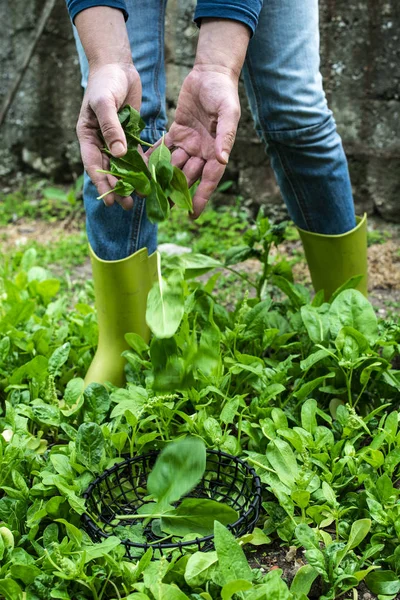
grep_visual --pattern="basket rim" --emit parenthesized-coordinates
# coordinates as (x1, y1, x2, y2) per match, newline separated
(81, 448, 262, 551)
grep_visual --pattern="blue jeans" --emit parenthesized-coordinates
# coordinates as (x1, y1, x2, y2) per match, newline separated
(74, 0, 356, 261)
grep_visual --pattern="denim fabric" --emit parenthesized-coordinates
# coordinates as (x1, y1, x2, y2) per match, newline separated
(73, 0, 167, 260)
(68, 0, 128, 23)
(194, 0, 263, 36)
(243, 0, 356, 234)
(74, 0, 356, 260)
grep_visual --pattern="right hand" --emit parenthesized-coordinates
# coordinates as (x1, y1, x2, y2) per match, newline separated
(76, 62, 141, 209)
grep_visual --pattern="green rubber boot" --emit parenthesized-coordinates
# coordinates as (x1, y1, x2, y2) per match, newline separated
(85, 246, 158, 388)
(298, 214, 368, 300)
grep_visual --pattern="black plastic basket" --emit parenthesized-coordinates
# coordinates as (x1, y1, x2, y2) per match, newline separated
(82, 449, 262, 559)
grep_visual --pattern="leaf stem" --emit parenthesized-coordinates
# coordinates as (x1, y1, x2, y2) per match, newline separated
(114, 512, 172, 520)
(246, 456, 275, 473)
(131, 135, 154, 147)
(96, 188, 116, 200)
(225, 266, 258, 289)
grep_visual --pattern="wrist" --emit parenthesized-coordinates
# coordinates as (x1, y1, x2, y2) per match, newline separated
(194, 18, 250, 79)
(75, 6, 132, 68)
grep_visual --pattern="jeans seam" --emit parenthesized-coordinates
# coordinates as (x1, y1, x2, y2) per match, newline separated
(147, 0, 167, 138)
(128, 196, 145, 254)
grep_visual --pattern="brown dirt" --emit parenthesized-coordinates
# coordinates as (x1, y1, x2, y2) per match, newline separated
(0, 217, 82, 252)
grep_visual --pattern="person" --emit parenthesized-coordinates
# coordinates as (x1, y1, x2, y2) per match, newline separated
(67, 0, 368, 386)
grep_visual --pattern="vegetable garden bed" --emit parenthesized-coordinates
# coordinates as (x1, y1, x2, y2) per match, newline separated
(0, 207, 399, 600)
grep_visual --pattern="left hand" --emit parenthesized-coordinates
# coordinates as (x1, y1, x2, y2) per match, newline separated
(162, 64, 241, 219)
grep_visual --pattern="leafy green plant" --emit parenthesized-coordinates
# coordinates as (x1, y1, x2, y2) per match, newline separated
(97, 105, 193, 223)
(1, 212, 400, 599)
(294, 520, 375, 600)
(224, 210, 294, 300)
(0, 176, 84, 225)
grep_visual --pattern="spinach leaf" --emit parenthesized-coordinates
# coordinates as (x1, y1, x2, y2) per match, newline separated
(329, 289, 378, 345)
(146, 264, 185, 338)
(148, 137, 171, 171)
(168, 167, 193, 211)
(75, 423, 105, 473)
(118, 105, 146, 143)
(214, 521, 253, 584)
(161, 498, 238, 537)
(146, 178, 170, 223)
(185, 551, 218, 587)
(147, 437, 206, 506)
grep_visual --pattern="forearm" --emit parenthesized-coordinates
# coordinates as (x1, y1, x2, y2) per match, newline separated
(75, 6, 132, 67)
(194, 18, 250, 79)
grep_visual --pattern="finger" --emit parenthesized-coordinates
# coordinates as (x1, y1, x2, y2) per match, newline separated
(145, 136, 162, 159)
(103, 169, 134, 210)
(191, 159, 226, 219)
(171, 147, 190, 169)
(163, 131, 191, 168)
(103, 153, 116, 191)
(77, 105, 116, 204)
(124, 80, 142, 116)
(83, 141, 115, 206)
(138, 145, 150, 166)
(92, 97, 127, 157)
(116, 195, 134, 211)
(215, 101, 240, 165)
(182, 157, 205, 188)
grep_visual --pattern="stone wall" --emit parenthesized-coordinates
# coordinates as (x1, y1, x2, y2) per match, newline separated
(0, 0, 399, 222)
(0, 0, 82, 179)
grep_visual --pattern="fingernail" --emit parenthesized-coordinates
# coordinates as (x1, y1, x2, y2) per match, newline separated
(110, 141, 125, 156)
(221, 151, 229, 164)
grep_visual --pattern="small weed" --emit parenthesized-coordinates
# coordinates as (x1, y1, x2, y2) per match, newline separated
(367, 227, 392, 246)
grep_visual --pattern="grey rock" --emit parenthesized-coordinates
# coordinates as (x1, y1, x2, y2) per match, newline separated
(158, 243, 192, 256)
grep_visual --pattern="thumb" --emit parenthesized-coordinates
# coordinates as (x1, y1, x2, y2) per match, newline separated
(215, 103, 240, 165)
(94, 98, 127, 157)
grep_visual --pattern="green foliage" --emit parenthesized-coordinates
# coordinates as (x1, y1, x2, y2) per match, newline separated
(0, 212, 400, 599)
(115, 439, 238, 537)
(97, 105, 194, 222)
(0, 176, 84, 225)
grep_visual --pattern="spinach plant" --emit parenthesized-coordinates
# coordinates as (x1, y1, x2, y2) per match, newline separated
(96, 105, 193, 223)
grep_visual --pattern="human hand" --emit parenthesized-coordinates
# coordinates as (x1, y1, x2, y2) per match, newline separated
(76, 63, 141, 209)
(163, 18, 250, 218)
(164, 65, 240, 218)
(75, 7, 140, 209)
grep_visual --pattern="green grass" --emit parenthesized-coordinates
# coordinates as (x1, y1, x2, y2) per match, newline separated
(158, 196, 251, 258)
(367, 227, 393, 246)
(0, 176, 84, 226)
